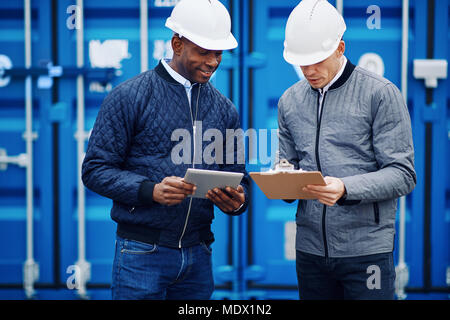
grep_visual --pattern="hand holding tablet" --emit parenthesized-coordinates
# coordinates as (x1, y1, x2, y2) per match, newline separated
(183, 168, 243, 199)
(153, 176, 196, 206)
(205, 185, 245, 213)
(183, 168, 245, 213)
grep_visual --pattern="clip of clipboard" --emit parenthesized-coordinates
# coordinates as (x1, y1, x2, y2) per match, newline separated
(249, 159, 326, 199)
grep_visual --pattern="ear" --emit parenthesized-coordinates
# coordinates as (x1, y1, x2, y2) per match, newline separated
(336, 40, 345, 57)
(171, 35, 183, 56)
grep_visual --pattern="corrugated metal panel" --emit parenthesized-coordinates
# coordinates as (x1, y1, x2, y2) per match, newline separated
(0, 0, 54, 297)
(428, 0, 449, 290)
(0, 0, 448, 300)
(55, 0, 238, 296)
(0, 0, 238, 299)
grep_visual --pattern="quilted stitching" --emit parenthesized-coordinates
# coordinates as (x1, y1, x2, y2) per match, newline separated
(82, 66, 249, 246)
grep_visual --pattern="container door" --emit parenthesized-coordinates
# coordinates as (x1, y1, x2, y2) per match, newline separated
(56, 0, 238, 298)
(0, 0, 54, 298)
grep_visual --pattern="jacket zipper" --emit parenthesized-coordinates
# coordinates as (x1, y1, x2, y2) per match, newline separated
(178, 84, 201, 248)
(315, 91, 329, 258)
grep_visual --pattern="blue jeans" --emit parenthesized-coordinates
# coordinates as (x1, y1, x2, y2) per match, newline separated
(296, 250, 395, 300)
(112, 235, 214, 300)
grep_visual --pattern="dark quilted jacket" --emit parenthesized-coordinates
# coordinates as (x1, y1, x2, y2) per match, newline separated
(82, 61, 249, 248)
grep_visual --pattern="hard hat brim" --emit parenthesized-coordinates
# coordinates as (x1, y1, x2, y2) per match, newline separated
(166, 18, 238, 51)
(183, 32, 238, 51)
(283, 42, 339, 67)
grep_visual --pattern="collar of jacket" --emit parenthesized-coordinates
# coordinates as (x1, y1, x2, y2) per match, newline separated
(155, 60, 182, 84)
(155, 60, 202, 88)
(310, 59, 356, 92)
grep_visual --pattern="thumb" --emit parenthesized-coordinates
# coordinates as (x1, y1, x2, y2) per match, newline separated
(323, 176, 334, 185)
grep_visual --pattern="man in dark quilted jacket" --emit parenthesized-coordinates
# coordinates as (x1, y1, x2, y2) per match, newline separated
(82, 0, 249, 300)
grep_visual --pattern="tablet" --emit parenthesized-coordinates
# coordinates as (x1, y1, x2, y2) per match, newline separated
(183, 168, 244, 199)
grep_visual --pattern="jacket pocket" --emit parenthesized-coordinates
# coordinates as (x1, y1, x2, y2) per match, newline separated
(201, 241, 213, 255)
(373, 202, 380, 224)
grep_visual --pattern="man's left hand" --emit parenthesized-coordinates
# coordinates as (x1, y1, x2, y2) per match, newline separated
(206, 185, 245, 213)
(303, 176, 346, 206)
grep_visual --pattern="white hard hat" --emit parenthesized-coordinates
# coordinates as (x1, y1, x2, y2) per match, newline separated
(283, 0, 346, 66)
(165, 0, 238, 51)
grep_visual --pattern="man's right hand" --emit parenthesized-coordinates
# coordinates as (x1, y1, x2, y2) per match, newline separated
(153, 176, 196, 206)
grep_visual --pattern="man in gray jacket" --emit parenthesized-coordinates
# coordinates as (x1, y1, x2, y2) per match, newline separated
(279, 0, 416, 299)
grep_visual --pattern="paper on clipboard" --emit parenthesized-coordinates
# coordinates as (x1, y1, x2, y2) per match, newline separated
(249, 159, 326, 199)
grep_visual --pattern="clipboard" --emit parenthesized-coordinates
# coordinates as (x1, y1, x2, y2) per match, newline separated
(183, 168, 244, 199)
(249, 159, 326, 199)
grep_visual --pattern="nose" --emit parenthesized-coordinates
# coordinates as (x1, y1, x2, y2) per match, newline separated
(205, 52, 221, 69)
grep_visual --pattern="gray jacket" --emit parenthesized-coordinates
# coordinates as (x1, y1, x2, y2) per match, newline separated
(278, 61, 416, 258)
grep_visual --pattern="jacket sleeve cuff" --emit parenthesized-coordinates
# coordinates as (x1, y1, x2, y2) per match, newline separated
(138, 180, 156, 206)
(337, 179, 361, 206)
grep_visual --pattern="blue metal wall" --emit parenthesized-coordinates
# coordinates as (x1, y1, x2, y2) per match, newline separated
(0, 0, 448, 300)
(0, 0, 55, 297)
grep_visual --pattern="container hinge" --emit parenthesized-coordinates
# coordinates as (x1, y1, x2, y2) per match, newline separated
(74, 259, 91, 300)
(0, 148, 29, 171)
(23, 258, 39, 299)
(395, 262, 409, 300)
(413, 59, 448, 88)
